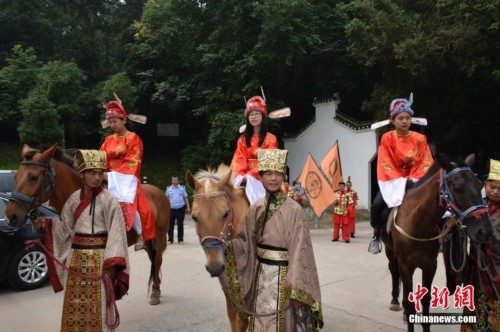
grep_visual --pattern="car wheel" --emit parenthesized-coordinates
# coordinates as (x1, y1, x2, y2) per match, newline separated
(7, 245, 48, 290)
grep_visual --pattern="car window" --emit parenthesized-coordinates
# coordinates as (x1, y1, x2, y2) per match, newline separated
(0, 171, 15, 193)
(0, 196, 59, 228)
(0, 198, 6, 226)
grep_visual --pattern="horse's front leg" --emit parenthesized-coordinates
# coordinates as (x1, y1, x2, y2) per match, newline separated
(420, 259, 438, 332)
(385, 247, 401, 311)
(400, 262, 417, 332)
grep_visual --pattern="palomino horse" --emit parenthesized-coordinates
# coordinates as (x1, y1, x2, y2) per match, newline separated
(185, 165, 249, 332)
(381, 156, 492, 332)
(4, 144, 170, 305)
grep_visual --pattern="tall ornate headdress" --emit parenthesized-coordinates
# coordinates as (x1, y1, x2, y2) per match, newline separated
(74, 150, 107, 173)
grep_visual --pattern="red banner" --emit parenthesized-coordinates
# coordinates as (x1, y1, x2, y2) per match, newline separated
(298, 154, 336, 217)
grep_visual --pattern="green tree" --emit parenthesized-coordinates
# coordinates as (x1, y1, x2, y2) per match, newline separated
(18, 91, 62, 146)
(0, 45, 41, 123)
(339, 0, 500, 155)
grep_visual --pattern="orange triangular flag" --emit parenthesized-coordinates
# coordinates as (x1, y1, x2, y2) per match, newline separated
(320, 142, 343, 191)
(298, 154, 336, 217)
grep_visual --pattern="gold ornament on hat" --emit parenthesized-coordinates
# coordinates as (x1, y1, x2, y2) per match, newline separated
(74, 150, 107, 173)
(257, 149, 288, 174)
(488, 159, 500, 181)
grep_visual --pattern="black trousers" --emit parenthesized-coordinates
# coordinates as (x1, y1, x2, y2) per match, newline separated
(370, 191, 387, 238)
(168, 207, 186, 242)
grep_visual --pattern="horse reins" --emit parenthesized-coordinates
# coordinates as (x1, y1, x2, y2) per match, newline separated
(25, 238, 120, 330)
(9, 159, 56, 220)
(193, 179, 294, 318)
(394, 166, 487, 242)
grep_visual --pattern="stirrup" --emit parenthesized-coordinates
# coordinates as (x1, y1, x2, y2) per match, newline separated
(368, 238, 382, 254)
(134, 237, 145, 251)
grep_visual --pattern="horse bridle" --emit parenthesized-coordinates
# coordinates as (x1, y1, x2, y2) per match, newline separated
(440, 167, 489, 229)
(9, 159, 56, 219)
(394, 166, 488, 242)
(193, 190, 234, 252)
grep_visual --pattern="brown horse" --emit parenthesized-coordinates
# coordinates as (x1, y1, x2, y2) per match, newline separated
(4, 144, 170, 305)
(381, 155, 492, 332)
(185, 165, 249, 332)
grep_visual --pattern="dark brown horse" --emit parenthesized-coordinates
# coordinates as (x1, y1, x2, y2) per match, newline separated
(381, 156, 492, 331)
(4, 144, 170, 305)
(185, 165, 249, 332)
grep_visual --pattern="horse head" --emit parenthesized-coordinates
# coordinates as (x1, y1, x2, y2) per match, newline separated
(4, 144, 78, 228)
(436, 154, 492, 244)
(186, 165, 249, 278)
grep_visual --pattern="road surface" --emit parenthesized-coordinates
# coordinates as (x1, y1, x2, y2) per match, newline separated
(0, 218, 464, 331)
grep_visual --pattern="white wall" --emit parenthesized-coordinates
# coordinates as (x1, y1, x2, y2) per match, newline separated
(284, 99, 377, 209)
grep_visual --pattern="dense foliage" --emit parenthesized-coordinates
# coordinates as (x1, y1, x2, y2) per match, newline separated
(0, 0, 498, 173)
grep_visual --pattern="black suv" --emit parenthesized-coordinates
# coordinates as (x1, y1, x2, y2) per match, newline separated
(0, 171, 58, 290)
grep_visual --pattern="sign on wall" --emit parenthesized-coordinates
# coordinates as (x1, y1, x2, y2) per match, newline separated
(157, 123, 179, 137)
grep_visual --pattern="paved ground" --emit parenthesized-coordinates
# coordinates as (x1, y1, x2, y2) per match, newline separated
(0, 217, 463, 331)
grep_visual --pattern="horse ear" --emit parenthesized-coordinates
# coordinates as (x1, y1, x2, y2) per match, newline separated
(21, 144, 32, 159)
(218, 169, 232, 191)
(39, 144, 59, 163)
(435, 153, 453, 172)
(185, 170, 198, 190)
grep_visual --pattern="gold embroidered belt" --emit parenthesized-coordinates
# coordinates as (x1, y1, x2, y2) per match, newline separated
(72, 233, 108, 249)
(257, 243, 288, 266)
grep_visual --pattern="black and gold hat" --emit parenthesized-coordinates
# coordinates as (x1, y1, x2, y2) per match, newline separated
(258, 149, 288, 174)
(488, 159, 500, 181)
(74, 150, 107, 173)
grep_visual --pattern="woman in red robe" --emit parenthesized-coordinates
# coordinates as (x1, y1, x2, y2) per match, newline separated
(231, 96, 278, 204)
(368, 97, 433, 254)
(100, 94, 155, 250)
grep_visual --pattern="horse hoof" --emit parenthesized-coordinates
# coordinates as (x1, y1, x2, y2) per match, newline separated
(149, 289, 161, 305)
(389, 303, 401, 311)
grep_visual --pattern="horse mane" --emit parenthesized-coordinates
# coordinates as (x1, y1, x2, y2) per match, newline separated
(413, 157, 470, 188)
(413, 162, 440, 188)
(193, 164, 233, 193)
(52, 147, 77, 168)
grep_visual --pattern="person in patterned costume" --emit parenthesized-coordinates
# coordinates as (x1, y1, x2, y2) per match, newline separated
(332, 179, 353, 243)
(231, 95, 278, 205)
(345, 176, 358, 238)
(100, 93, 154, 251)
(225, 149, 323, 331)
(462, 159, 500, 331)
(368, 97, 433, 254)
(41, 150, 129, 331)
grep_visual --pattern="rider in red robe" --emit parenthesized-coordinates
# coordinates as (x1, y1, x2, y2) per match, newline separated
(368, 97, 433, 254)
(100, 94, 155, 248)
(230, 96, 278, 204)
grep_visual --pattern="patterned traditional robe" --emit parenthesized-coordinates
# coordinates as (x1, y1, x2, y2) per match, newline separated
(462, 201, 500, 332)
(100, 131, 155, 240)
(345, 189, 358, 235)
(377, 130, 433, 207)
(225, 191, 324, 331)
(44, 188, 130, 332)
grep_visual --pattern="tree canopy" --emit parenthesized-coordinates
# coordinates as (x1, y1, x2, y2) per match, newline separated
(0, 0, 498, 170)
